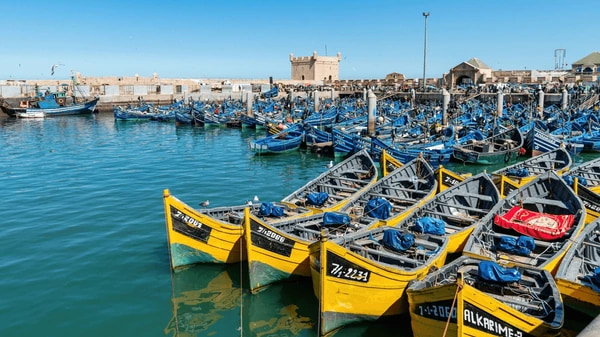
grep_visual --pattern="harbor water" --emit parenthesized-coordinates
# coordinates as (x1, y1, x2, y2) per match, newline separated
(0, 114, 593, 337)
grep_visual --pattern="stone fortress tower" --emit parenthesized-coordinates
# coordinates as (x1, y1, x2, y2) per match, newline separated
(290, 51, 341, 81)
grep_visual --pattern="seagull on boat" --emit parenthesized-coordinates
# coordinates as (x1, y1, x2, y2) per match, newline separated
(245, 200, 253, 206)
(253, 195, 259, 203)
(200, 200, 210, 208)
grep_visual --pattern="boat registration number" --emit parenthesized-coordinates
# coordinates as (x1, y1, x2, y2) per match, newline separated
(326, 251, 370, 283)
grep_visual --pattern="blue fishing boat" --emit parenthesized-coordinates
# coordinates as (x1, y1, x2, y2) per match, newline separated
(249, 124, 304, 154)
(18, 93, 99, 117)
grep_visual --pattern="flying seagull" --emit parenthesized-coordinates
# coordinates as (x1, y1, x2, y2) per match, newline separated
(50, 63, 64, 76)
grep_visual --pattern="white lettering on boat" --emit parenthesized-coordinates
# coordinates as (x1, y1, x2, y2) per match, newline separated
(330, 262, 369, 282)
(417, 304, 456, 320)
(464, 308, 523, 337)
(256, 226, 285, 243)
(173, 210, 202, 228)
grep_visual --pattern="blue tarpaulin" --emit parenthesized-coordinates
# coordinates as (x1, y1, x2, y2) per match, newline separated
(323, 212, 351, 226)
(364, 197, 392, 219)
(306, 192, 329, 206)
(258, 202, 285, 217)
(506, 167, 530, 177)
(495, 235, 535, 256)
(478, 260, 522, 283)
(382, 229, 414, 252)
(563, 175, 588, 186)
(411, 217, 446, 235)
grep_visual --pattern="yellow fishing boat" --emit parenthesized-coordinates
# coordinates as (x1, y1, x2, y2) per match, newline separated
(280, 149, 378, 212)
(463, 171, 586, 275)
(564, 173, 600, 225)
(491, 147, 572, 197)
(242, 208, 375, 293)
(379, 149, 403, 176)
(435, 165, 471, 193)
(566, 156, 600, 194)
(407, 256, 563, 337)
(242, 156, 436, 292)
(163, 189, 311, 268)
(556, 218, 600, 317)
(309, 226, 448, 336)
(395, 172, 500, 254)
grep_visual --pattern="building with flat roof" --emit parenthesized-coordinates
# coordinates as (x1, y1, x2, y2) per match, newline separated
(290, 51, 341, 81)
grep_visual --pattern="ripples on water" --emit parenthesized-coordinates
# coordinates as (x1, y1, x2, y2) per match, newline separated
(0, 114, 591, 336)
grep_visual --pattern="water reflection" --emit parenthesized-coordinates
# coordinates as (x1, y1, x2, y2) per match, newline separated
(165, 264, 316, 337)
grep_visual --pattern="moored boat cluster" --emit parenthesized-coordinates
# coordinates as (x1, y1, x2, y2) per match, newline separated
(164, 138, 600, 335)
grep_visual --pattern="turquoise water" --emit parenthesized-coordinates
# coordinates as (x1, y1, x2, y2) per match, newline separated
(0, 114, 592, 337)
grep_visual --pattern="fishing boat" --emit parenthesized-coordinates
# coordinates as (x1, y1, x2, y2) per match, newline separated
(555, 218, 600, 317)
(407, 256, 564, 337)
(249, 124, 305, 154)
(491, 147, 572, 197)
(280, 149, 378, 212)
(9, 93, 99, 117)
(309, 226, 448, 336)
(463, 171, 586, 274)
(397, 172, 500, 253)
(565, 157, 600, 194)
(435, 165, 471, 192)
(162, 189, 311, 269)
(242, 157, 435, 292)
(526, 126, 583, 156)
(452, 127, 523, 165)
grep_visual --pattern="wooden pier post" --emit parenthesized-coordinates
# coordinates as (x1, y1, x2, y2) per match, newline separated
(538, 89, 545, 118)
(368, 90, 376, 136)
(442, 88, 450, 125)
(497, 90, 504, 117)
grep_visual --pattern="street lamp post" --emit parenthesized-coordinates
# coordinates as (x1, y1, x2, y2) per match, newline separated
(422, 11, 430, 93)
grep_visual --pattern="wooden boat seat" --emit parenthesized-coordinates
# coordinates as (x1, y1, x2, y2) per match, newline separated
(423, 210, 478, 224)
(365, 192, 419, 203)
(382, 186, 430, 195)
(335, 176, 368, 184)
(460, 193, 494, 202)
(522, 197, 566, 208)
(486, 293, 545, 311)
(319, 183, 359, 192)
(348, 244, 425, 266)
(432, 201, 489, 214)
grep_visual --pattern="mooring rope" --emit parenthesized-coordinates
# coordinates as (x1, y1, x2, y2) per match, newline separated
(442, 280, 462, 337)
(239, 225, 244, 337)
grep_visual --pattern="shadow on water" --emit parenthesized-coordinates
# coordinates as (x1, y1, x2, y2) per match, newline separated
(164, 263, 318, 337)
(164, 261, 419, 337)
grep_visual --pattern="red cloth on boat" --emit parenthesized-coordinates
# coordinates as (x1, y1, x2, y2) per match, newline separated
(494, 206, 574, 240)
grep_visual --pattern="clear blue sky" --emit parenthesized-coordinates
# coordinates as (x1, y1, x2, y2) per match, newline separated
(2, 0, 598, 80)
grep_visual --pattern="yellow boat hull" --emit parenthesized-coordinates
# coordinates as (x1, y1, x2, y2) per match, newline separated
(556, 278, 600, 317)
(435, 165, 469, 193)
(243, 209, 311, 293)
(408, 283, 458, 337)
(310, 237, 447, 335)
(163, 189, 244, 267)
(457, 282, 562, 337)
